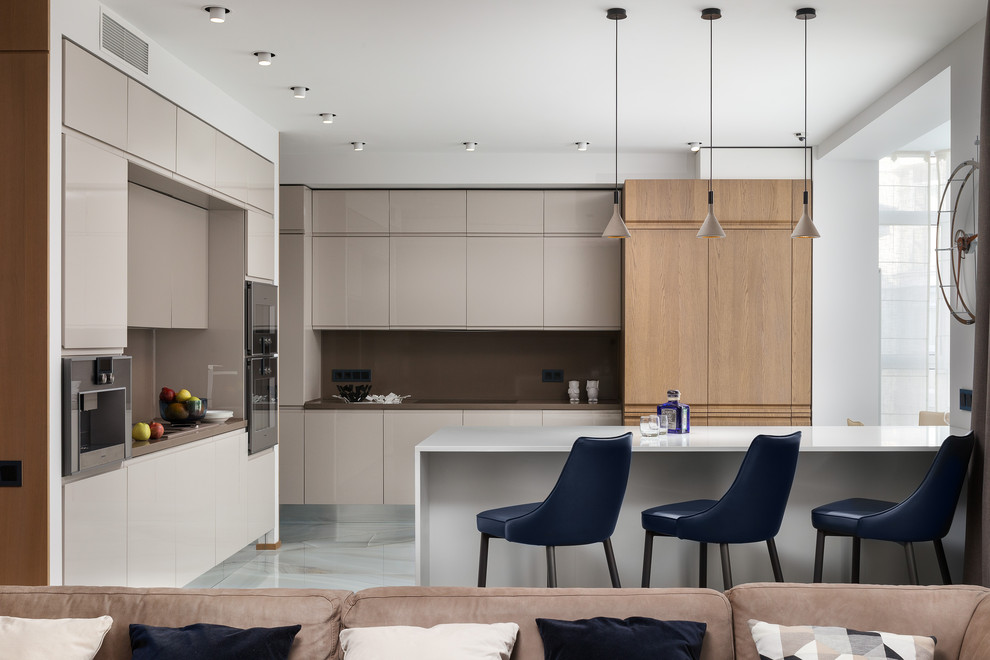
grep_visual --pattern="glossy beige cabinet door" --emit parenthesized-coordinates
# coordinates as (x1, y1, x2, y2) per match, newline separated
(390, 237, 466, 327)
(541, 410, 623, 426)
(174, 441, 217, 587)
(278, 408, 305, 505)
(384, 410, 463, 505)
(248, 153, 275, 214)
(313, 190, 390, 234)
(390, 190, 466, 233)
(544, 190, 614, 235)
(127, 79, 176, 170)
(543, 237, 621, 329)
(304, 410, 384, 504)
(247, 210, 276, 283)
(127, 454, 177, 587)
(63, 135, 128, 349)
(63, 41, 127, 149)
(175, 109, 216, 189)
(215, 132, 250, 202)
(467, 190, 543, 234)
(214, 431, 248, 563)
(466, 236, 543, 328)
(280, 185, 312, 234)
(313, 236, 389, 328)
(246, 448, 277, 542)
(63, 468, 128, 586)
(169, 200, 209, 328)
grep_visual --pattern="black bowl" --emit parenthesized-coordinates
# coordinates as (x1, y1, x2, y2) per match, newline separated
(160, 397, 208, 423)
(337, 384, 371, 402)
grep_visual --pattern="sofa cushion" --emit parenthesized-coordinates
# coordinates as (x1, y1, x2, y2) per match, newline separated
(129, 622, 301, 660)
(536, 616, 706, 660)
(0, 614, 112, 660)
(340, 622, 518, 659)
(727, 583, 990, 660)
(0, 586, 348, 660)
(341, 586, 733, 660)
(748, 619, 934, 660)
(959, 594, 990, 660)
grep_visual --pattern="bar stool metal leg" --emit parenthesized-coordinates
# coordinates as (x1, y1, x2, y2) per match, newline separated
(546, 546, 557, 588)
(767, 538, 784, 582)
(478, 533, 491, 587)
(904, 542, 919, 585)
(933, 538, 952, 584)
(642, 532, 655, 588)
(603, 538, 621, 588)
(851, 537, 861, 583)
(719, 543, 733, 590)
(699, 543, 708, 589)
(813, 530, 826, 583)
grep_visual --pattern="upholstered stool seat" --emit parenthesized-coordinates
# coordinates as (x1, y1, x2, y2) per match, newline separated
(641, 500, 716, 538)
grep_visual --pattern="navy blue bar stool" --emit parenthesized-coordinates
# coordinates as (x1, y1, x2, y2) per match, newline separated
(641, 432, 801, 590)
(812, 431, 974, 585)
(476, 433, 633, 588)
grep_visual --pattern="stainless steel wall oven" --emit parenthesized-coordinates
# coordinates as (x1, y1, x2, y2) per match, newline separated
(62, 355, 132, 476)
(245, 281, 277, 454)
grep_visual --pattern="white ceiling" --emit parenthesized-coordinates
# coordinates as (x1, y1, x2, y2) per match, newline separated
(100, 0, 986, 166)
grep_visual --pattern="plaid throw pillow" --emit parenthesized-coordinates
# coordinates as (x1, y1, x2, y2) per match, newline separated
(748, 619, 935, 660)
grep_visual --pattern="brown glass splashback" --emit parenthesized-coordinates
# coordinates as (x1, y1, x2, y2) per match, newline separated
(320, 330, 620, 403)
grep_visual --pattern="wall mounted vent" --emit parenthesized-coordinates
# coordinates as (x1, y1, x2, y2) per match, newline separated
(101, 10, 149, 74)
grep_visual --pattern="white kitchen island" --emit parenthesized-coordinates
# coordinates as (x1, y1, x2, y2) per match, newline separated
(415, 425, 967, 589)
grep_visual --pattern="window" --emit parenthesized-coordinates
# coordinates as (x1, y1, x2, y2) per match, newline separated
(878, 150, 950, 425)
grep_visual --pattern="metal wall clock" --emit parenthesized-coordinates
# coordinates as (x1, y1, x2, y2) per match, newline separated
(935, 157, 979, 325)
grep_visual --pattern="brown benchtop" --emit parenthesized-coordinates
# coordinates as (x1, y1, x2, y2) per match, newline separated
(303, 398, 621, 411)
(130, 417, 248, 458)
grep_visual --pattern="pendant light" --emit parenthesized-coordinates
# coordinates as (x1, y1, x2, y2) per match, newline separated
(791, 8, 821, 238)
(602, 8, 631, 239)
(697, 8, 725, 238)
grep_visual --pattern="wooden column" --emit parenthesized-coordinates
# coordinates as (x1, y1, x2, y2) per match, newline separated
(0, 0, 50, 584)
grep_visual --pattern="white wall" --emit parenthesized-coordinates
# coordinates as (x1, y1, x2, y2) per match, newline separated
(48, 0, 280, 584)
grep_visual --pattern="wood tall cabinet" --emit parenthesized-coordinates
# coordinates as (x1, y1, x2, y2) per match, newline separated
(622, 179, 812, 426)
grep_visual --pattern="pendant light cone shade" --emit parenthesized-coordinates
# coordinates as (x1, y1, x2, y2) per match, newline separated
(792, 7, 821, 239)
(602, 8, 631, 239)
(697, 8, 724, 239)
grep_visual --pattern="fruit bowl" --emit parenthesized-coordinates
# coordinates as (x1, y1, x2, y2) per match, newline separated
(336, 384, 371, 402)
(160, 398, 208, 424)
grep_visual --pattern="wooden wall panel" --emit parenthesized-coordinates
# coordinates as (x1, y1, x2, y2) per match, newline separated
(624, 179, 793, 229)
(623, 229, 709, 408)
(791, 181, 813, 406)
(624, 180, 706, 224)
(0, 1, 48, 52)
(708, 230, 793, 406)
(0, 48, 49, 584)
(714, 180, 793, 226)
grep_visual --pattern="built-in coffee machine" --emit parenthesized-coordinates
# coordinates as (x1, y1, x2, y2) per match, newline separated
(62, 355, 132, 476)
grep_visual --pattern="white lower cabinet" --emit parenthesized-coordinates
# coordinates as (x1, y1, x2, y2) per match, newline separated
(63, 467, 128, 586)
(304, 410, 384, 504)
(174, 441, 217, 587)
(127, 453, 177, 587)
(542, 410, 624, 427)
(462, 410, 544, 426)
(278, 408, 305, 505)
(383, 411, 463, 505)
(215, 432, 248, 562)
(246, 448, 278, 543)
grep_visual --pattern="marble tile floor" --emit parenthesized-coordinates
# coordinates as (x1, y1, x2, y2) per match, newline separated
(185, 504, 415, 591)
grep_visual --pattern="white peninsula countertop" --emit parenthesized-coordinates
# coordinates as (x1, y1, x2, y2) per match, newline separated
(415, 425, 965, 589)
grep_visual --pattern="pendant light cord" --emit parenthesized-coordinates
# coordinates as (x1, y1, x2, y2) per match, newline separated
(615, 16, 619, 201)
(709, 16, 713, 195)
(804, 14, 808, 195)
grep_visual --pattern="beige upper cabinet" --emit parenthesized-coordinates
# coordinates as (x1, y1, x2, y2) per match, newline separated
(312, 236, 389, 328)
(544, 237, 621, 329)
(63, 135, 128, 349)
(390, 190, 466, 233)
(390, 236, 467, 328)
(63, 41, 127, 150)
(313, 190, 389, 234)
(280, 186, 312, 234)
(544, 190, 614, 235)
(466, 236, 543, 328)
(247, 153, 275, 214)
(466, 190, 543, 234)
(126, 80, 176, 171)
(215, 132, 249, 202)
(246, 210, 276, 283)
(175, 109, 216, 189)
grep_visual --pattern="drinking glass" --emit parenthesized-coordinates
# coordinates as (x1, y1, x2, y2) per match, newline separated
(640, 414, 660, 440)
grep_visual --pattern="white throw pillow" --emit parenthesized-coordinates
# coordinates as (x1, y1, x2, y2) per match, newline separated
(340, 622, 519, 660)
(0, 615, 113, 660)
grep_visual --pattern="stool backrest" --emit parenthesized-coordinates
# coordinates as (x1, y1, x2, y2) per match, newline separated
(505, 433, 632, 547)
(858, 431, 975, 542)
(677, 432, 802, 544)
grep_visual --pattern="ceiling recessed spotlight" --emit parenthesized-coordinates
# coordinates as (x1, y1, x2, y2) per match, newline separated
(254, 51, 275, 66)
(352, 142, 365, 151)
(463, 141, 477, 152)
(576, 141, 589, 151)
(205, 6, 229, 23)
(688, 142, 702, 152)
(290, 86, 310, 99)
(320, 113, 335, 124)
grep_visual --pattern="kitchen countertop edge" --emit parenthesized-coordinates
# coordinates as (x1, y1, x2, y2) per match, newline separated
(130, 418, 248, 458)
(303, 399, 622, 411)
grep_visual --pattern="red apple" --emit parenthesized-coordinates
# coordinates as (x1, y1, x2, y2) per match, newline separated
(160, 387, 175, 403)
(149, 421, 164, 440)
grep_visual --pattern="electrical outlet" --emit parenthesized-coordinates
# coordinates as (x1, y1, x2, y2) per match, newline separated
(0, 461, 22, 487)
(542, 369, 564, 383)
(960, 388, 973, 412)
(332, 369, 372, 382)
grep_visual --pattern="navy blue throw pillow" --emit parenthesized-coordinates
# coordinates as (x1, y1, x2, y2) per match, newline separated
(129, 622, 301, 660)
(536, 616, 706, 660)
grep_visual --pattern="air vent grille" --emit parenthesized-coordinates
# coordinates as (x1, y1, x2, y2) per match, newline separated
(101, 12, 149, 74)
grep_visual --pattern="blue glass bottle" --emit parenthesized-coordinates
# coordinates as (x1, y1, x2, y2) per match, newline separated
(657, 389, 690, 434)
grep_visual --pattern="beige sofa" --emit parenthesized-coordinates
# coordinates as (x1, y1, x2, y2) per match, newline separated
(0, 582, 988, 659)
